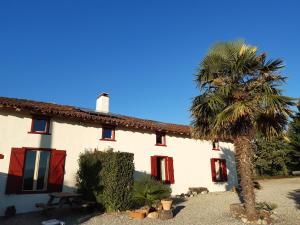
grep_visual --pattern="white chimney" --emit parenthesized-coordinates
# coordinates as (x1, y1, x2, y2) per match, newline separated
(96, 93, 110, 113)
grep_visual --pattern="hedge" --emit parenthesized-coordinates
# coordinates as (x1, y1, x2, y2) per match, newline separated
(76, 149, 134, 212)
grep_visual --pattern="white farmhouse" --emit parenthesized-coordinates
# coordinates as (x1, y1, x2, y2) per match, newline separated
(0, 93, 238, 215)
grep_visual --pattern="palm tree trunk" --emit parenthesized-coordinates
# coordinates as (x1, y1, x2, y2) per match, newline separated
(234, 136, 258, 221)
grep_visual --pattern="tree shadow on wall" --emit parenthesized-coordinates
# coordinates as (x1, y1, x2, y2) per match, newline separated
(219, 147, 244, 203)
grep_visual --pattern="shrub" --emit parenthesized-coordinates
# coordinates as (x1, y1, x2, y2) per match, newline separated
(76, 149, 134, 212)
(253, 181, 262, 190)
(99, 150, 135, 212)
(76, 150, 102, 202)
(133, 174, 171, 207)
(253, 135, 291, 176)
(255, 202, 278, 212)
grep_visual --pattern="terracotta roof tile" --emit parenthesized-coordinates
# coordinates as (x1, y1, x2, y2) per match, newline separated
(0, 96, 191, 136)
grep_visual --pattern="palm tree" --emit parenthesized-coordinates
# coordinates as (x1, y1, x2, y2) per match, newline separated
(191, 40, 295, 221)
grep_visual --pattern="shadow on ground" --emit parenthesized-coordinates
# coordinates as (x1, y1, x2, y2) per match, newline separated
(287, 189, 300, 209)
(171, 196, 186, 217)
(172, 197, 187, 205)
(0, 208, 98, 225)
(173, 205, 185, 217)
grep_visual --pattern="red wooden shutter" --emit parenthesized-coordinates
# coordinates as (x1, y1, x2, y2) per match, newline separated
(167, 157, 174, 184)
(221, 159, 228, 182)
(6, 148, 26, 194)
(48, 150, 66, 192)
(210, 158, 217, 182)
(150, 156, 157, 178)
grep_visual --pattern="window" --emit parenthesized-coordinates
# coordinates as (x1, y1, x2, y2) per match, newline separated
(101, 126, 115, 141)
(210, 158, 227, 182)
(157, 157, 166, 181)
(23, 150, 50, 191)
(5, 148, 66, 194)
(212, 140, 220, 150)
(156, 132, 166, 146)
(151, 156, 174, 184)
(30, 116, 50, 134)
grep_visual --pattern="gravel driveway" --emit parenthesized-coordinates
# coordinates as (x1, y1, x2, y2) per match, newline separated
(1, 178, 299, 225)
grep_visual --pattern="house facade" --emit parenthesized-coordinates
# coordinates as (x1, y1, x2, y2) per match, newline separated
(0, 93, 238, 216)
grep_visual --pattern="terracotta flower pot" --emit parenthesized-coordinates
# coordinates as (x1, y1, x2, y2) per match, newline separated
(128, 210, 146, 219)
(161, 199, 173, 210)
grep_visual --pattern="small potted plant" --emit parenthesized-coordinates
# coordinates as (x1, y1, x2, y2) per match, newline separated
(161, 199, 173, 210)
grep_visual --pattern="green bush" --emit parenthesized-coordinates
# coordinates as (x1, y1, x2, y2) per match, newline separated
(253, 135, 290, 176)
(76, 150, 102, 202)
(99, 150, 135, 212)
(255, 201, 278, 212)
(133, 174, 171, 207)
(76, 149, 134, 212)
(253, 181, 262, 190)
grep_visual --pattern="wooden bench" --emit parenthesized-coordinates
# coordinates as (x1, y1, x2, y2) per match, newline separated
(35, 203, 56, 215)
(36, 192, 96, 214)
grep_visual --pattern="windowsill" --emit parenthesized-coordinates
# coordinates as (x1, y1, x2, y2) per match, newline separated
(100, 138, 116, 142)
(212, 148, 220, 151)
(155, 144, 167, 147)
(28, 131, 51, 135)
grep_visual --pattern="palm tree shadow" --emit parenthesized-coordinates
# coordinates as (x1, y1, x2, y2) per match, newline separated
(173, 205, 185, 217)
(220, 147, 244, 203)
(171, 196, 186, 217)
(287, 189, 300, 209)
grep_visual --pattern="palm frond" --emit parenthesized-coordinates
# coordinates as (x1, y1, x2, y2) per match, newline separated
(191, 40, 296, 141)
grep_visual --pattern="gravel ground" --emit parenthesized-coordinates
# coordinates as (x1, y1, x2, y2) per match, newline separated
(255, 178, 300, 225)
(81, 178, 300, 225)
(1, 178, 299, 225)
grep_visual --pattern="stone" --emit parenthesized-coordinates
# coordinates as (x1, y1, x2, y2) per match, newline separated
(241, 217, 248, 223)
(262, 220, 268, 225)
(230, 203, 245, 218)
(147, 212, 159, 219)
(188, 187, 209, 194)
(270, 213, 279, 220)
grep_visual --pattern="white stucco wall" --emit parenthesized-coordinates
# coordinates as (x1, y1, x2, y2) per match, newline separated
(0, 111, 238, 216)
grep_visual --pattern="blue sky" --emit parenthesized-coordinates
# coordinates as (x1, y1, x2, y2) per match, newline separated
(0, 1, 299, 125)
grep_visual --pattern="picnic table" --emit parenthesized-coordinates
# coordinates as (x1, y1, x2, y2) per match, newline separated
(47, 192, 82, 208)
(36, 192, 82, 213)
